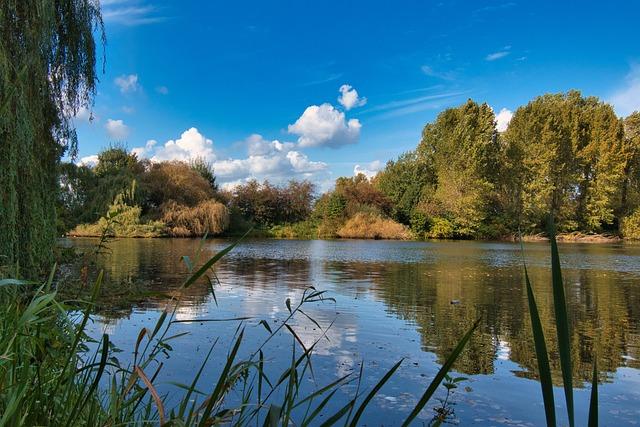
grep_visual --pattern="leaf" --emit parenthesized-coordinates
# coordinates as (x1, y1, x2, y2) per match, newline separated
(183, 230, 250, 288)
(135, 365, 166, 425)
(588, 358, 598, 427)
(521, 235, 557, 427)
(548, 220, 574, 427)
(259, 320, 272, 334)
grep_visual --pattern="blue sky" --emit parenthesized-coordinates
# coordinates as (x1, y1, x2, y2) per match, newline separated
(75, 0, 640, 191)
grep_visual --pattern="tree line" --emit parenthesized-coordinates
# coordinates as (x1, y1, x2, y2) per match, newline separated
(58, 91, 640, 243)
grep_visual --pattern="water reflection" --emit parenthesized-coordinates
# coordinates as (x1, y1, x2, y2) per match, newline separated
(68, 237, 640, 424)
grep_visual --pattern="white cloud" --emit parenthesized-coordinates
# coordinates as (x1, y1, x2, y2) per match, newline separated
(115, 74, 139, 93)
(105, 119, 130, 140)
(609, 64, 640, 117)
(77, 155, 99, 167)
(495, 108, 513, 132)
(131, 130, 329, 189)
(246, 133, 295, 156)
(147, 127, 216, 162)
(288, 103, 361, 148)
(485, 51, 510, 61)
(122, 106, 135, 114)
(214, 134, 327, 186)
(156, 86, 169, 95)
(354, 160, 383, 179)
(338, 84, 367, 110)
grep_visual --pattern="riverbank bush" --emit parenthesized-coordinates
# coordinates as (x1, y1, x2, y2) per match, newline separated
(270, 219, 319, 239)
(161, 200, 229, 237)
(621, 208, 640, 239)
(69, 192, 165, 238)
(337, 212, 412, 240)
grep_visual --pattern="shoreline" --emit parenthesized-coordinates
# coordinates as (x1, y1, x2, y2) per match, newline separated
(65, 230, 626, 244)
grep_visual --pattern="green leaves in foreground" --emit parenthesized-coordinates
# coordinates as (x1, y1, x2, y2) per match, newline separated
(521, 221, 599, 427)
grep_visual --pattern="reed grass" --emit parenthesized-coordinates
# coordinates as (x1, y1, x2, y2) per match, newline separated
(521, 219, 600, 426)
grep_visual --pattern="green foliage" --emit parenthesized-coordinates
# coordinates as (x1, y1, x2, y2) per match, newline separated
(504, 91, 625, 232)
(230, 179, 316, 227)
(375, 151, 435, 224)
(0, 0, 104, 275)
(70, 186, 166, 238)
(189, 157, 218, 193)
(427, 217, 455, 239)
(620, 208, 640, 239)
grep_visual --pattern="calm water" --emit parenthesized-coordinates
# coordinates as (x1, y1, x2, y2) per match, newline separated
(67, 238, 640, 426)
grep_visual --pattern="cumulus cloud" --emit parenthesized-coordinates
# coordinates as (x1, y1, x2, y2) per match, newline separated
(105, 119, 130, 140)
(354, 160, 383, 179)
(156, 86, 169, 95)
(609, 64, 640, 117)
(288, 103, 361, 148)
(147, 127, 216, 162)
(214, 134, 327, 188)
(338, 84, 367, 110)
(115, 74, 139, 93)
(495, 108, 513, 132)
(130, 131, 329, 189)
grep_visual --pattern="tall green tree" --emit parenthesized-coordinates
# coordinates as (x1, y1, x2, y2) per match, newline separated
(504, 91, 624, 232)
(374, 151, 435, 225)
(0, 0, 103, 274)
(621, 112, 640, 215)
(415, 99, 500, 237)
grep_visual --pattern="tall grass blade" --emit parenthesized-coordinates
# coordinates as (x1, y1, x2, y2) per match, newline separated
(183, 229, 251, 288)
(402, 317, 481, 426)
(548, 221, 574, 427)
(588, 358, 598, 427)
(525, 270, 557, 426)
(348, 358, 403, 426)
(520, 237, 556, 427)
(134, 365, 166, 425)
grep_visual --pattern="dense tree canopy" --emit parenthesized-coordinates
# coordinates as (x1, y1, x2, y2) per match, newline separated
(503, 91, 625, 232)
(0, 0, 103, 274)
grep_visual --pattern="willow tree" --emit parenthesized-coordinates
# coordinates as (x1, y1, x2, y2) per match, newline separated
(0, 0, 104, 274)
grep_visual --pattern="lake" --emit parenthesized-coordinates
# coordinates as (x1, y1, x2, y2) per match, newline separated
(67, 237, 640, 426)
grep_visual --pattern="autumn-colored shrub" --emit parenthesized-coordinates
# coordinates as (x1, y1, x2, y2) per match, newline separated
(140, 161, 214, 210)
(162, 200, 230, 237)
(336, 212, 411, 240)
